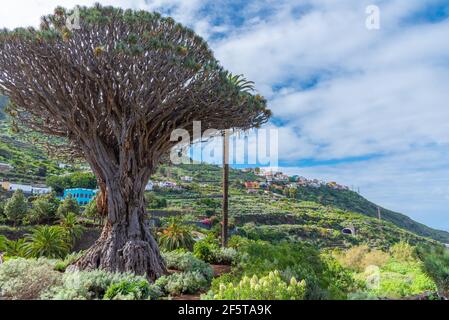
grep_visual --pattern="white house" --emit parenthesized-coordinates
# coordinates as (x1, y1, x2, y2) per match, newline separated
(31, 186, 52, 194)
(145, 180, 154, 191)
(4, 183, 33, 193)
(159, 181, 178, 189)
(181, 176, 193, 182)
(0, 162, 13, 172)
(273, 172, 289, 182)
(1, 181, 51, 194)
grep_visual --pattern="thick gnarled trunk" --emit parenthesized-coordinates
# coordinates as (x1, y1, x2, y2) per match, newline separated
(73, 168, 166, 279)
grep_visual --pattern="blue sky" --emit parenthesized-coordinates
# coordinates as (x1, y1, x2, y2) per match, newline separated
(1, 0, 449, 231)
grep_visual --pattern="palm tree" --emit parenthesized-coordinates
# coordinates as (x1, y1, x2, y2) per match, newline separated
(24, 225, 70, 259)
(225, 72, 255, 93)
(2, 238, 29, 257)
(59, 212, 84, 246)
(157, 217, 194, 251)
(220, 73, 257, 247)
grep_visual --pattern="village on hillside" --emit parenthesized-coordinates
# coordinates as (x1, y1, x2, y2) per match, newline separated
(1, 160, 352, 205)
(240, 168, 350, 193)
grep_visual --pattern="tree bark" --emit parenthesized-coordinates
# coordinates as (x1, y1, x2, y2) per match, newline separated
(72, 165, 166, 280)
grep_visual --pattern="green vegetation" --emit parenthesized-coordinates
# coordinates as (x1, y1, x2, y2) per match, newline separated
(157, 218, 195, 251)
(162, 250, 214, 281)
(0, 228, 445, 300)
(218, 240, 357, 300)
(335, 242, 436, 299)
(104, 279, 161, 300)
(0, 136, 64, 184)
(59, 212, 84, 246)
(206, 271, 306, 300)
(24, 226, 71, 259)
(417, 244, 449, 298)
(293, 185, 449, 243)
(25, 193, 60, 224)
(42, 270, 155, 300)
(46, 172, 97, 195)
(57, 194, 80, 218)
(0, 258, 62, 300)
(155, 271, 210, 296)
(1, 130, 448, 300)
(3, 190, 27, 226)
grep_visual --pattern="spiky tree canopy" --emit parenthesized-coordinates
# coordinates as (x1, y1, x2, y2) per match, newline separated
(0, 5, 270, 171)
(0, 5, 271, 276)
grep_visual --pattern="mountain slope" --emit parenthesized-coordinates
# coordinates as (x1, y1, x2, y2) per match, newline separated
(161, 163, 449, 243)
(292, 186, 449, 243)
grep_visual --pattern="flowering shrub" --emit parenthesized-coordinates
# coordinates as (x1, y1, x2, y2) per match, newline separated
(162, 250, 213, 281)
(42, 270, 150, 300)
(193, 237, 219, 263)
(209, 271, 306, 300)
(0, 257, 62, 299)
(200, 218, 213, 226)
(104, 279, 161, 300)
(155, 271, 209, 296)
(192, 234, 238, 265)
(214, 247, 239, 265)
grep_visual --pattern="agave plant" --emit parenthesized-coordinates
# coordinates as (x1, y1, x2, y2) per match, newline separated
(157, 218, 194, 251)
(59, 212, 84, 246)
(24, 225, 70, 259)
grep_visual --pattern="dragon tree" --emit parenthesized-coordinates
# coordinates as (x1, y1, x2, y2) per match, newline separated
(0, 5, 270, 278)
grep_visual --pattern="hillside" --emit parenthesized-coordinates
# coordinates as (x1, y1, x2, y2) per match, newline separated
(291, 186, 449, 243)
(1, 94, 448, 244)
(151, 163, 449, 244)
(0, 96, 76, 183)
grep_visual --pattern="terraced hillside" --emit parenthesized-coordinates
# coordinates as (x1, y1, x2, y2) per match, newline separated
(0, 96, 76, 183)
(150, 163, 449, 244)
(153, 185, 437, 249)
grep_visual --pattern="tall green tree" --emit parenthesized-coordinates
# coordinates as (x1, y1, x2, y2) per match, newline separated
(60, 212, 84, 246)
(57, 194, 80, 218)
(4, 189, 28, 226)
(0, 5, 270, 277)
(26, 192, 60, 224)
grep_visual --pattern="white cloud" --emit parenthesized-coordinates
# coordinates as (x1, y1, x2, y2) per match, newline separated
(281, 145, 449, 231)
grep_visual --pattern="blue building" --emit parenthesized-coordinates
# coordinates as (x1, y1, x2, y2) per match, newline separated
(63, 188, 98, 205)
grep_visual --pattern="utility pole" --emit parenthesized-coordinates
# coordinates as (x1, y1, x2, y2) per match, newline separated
(377, 206, 383, 233)
(222, 130, 230, 248)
